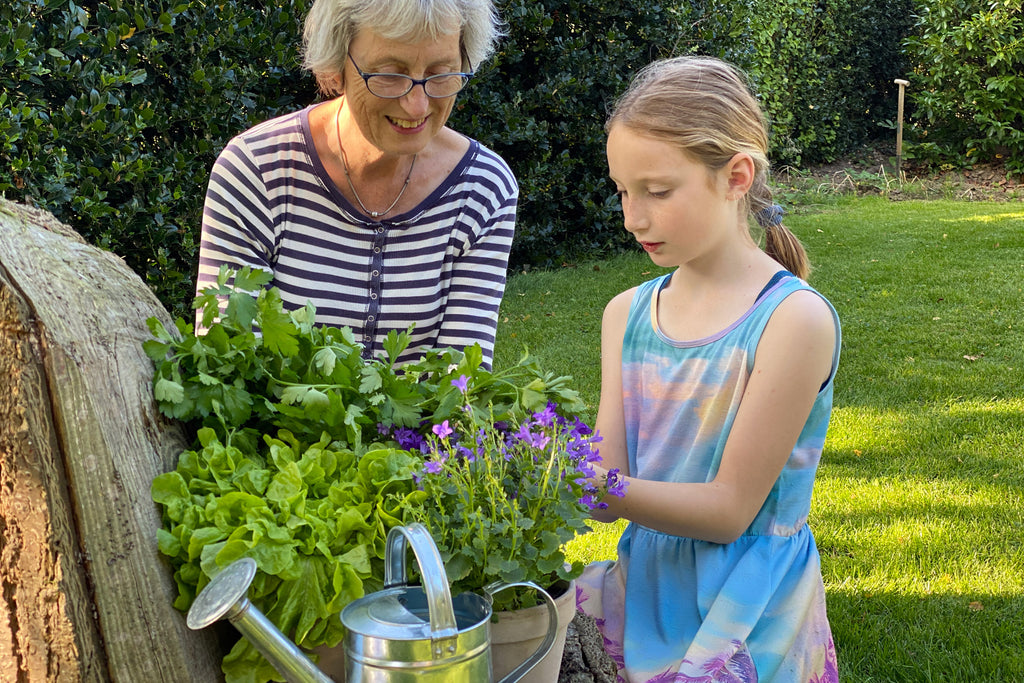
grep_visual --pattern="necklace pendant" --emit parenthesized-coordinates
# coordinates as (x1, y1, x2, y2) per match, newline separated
(370, 211, 382, 218)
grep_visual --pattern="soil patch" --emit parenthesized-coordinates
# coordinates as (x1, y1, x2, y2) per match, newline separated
(778, 141, 1023, 203)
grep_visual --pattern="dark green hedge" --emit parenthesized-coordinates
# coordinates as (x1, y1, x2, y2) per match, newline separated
(3, 0, 913, 318)
(448, 0, 686, 267)
(455, 0, 916, 270)
(904, 0, 1024, 174)
(1, 0, 316, 317)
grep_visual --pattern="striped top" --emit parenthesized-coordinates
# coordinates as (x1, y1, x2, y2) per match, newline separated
(196, 105, 518, 368)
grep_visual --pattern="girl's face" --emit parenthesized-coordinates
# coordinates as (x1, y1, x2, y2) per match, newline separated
(342, 26, 463, 157)
(606, 125, 740, 269)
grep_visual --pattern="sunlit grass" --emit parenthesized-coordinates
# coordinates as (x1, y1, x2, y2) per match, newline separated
(493, 197, 1024, 681)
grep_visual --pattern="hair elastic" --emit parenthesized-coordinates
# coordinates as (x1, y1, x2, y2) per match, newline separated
(755, 203, 785, 228)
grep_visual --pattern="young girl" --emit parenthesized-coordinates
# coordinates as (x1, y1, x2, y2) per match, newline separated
(578, 56, 841, 682)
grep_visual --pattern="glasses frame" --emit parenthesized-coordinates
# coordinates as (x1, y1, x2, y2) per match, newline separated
(347, 54, 474, 99)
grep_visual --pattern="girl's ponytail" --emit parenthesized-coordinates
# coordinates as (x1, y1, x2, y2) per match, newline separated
(750, 176, 809, 280)
(756, 208, 810, 281)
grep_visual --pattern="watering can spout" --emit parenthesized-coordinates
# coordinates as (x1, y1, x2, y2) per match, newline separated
(186, 557, 335, 683)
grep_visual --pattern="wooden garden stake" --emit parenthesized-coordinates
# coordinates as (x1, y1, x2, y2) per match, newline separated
(894, 78, 909, 178)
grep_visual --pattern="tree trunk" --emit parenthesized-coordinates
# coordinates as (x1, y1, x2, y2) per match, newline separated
(0, 199, 222, 681)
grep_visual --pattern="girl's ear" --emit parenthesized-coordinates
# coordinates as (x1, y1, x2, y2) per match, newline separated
(724, 153, 756, 200)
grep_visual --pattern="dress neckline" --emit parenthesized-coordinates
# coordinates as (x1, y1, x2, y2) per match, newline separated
(650, 271, 794, 347)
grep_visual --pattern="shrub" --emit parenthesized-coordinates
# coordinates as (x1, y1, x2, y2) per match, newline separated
(453, 0, 916, 267)
(703, 0, 915, 167)
(903, 0, 1024, 174)
(448, 0, 686, 268)
(3, 0, 917, 309)
(1, 0, 316, 318)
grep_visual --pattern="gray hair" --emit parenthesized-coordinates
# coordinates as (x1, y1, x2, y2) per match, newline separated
(302, 0, 502, 95)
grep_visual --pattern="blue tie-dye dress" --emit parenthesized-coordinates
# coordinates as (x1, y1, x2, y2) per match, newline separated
(576, 272, 841, 683)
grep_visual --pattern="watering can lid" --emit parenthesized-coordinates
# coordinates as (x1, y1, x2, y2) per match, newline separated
(342, 581, 493, 643)
(342, 586, 440, 640)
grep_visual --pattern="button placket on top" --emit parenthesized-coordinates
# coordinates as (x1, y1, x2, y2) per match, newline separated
(364, 223, 386, 353)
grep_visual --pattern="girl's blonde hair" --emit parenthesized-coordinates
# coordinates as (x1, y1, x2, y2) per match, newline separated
(302, 0, 502, 96)
(607, 56, 810, 279)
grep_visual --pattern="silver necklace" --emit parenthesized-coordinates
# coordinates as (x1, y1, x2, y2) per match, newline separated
(336, 103, 416, 219)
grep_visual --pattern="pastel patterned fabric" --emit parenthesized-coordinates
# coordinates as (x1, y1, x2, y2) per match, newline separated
(577, 272, 841, 682)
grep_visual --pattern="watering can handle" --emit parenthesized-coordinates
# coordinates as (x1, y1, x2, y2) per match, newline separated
(483, 581, 560, 683)
(383, 524, 460, 650)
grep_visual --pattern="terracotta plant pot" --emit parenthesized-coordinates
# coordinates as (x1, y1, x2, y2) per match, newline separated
(311, 642, 345, 682)
(490, 580, 576, 683)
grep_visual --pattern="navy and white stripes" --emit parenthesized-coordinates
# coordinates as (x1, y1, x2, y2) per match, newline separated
(197, 105, 518, 368)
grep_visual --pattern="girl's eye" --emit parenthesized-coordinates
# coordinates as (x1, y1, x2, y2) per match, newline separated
(649, 189, 670, 198)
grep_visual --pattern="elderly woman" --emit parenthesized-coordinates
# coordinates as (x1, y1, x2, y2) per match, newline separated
(196, 0, 516, 368)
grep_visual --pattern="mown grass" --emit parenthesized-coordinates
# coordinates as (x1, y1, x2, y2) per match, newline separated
(492, 196, 1024, 682)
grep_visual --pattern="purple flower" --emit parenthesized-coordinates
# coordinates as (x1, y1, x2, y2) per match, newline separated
(451, 375, 469, 393)
(533, 402, 558, 428)
(571, 417, 592, 436)
(433, 420, 453, 439)
(514, 422, 550, 450)
(394, 427, 425, 452)
(456, 444, 477, 462)
(423, 460, 444, 475)
(377, 422, 391, 436)
(606, 468, 628, 498)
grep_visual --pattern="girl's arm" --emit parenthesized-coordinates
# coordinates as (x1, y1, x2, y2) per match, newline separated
(589, 288, 635, 523)
(592, 289, 837, 542)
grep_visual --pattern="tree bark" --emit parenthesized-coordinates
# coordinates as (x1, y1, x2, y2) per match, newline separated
(0, 199, 222, 681)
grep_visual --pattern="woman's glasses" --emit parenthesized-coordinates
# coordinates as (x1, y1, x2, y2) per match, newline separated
(348, 54, 473, 99)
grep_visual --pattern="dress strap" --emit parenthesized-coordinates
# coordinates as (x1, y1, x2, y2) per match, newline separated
(754, 270, 795, 302)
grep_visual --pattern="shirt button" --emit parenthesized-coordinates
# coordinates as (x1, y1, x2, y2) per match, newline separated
(367, 315, 375, 322)
(370, 292, 378, 300)
(374, 247, 381, 253)
(371, 270, 379, 277)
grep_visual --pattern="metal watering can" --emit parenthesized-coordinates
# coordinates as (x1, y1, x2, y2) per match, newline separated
(186, 523, 558, 682)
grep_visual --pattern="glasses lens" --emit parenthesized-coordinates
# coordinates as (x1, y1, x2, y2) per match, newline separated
(423, 74, 469, 97)
(366, 74, 413, 98)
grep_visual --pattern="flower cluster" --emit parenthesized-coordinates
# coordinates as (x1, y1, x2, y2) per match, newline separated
(381, 376, 627, 611)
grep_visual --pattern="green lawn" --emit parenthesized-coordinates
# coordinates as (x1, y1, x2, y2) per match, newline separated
(492, 196, 1024, 681)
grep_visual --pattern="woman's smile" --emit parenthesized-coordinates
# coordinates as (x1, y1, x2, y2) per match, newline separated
(387, 114, 428, 131)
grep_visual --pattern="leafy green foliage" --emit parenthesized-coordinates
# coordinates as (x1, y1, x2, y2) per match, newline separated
(448, 0, 688, 268)
(148, 267, 588, 680)
(4, 0, 917, 313)
(152, 429, 422, 681)
(904, 0, 1024, 174)
(1, 0, 316, 319)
